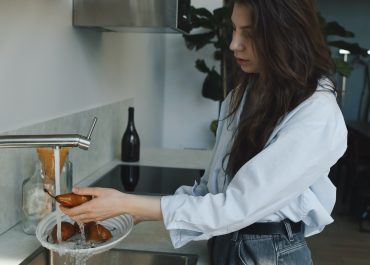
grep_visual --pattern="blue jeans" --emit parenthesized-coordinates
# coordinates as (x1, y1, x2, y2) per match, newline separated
(208, 223, 313, 265)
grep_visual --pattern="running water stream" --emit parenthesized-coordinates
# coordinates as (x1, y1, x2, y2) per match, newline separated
(52, 147, 92, 265)
(54, 146, 62, 243)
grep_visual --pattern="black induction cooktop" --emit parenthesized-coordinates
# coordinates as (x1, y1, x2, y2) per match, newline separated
(91, 165, 205, 195)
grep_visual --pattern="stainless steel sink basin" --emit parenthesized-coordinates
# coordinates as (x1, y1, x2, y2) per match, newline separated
(21, 247, 198, 265)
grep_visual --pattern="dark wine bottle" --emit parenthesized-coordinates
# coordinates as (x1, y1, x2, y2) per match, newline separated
(121, 107, 140, 162)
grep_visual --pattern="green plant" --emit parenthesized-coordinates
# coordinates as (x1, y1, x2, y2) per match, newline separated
(318, 13, 369, 77)
(183, 6, 230, 102)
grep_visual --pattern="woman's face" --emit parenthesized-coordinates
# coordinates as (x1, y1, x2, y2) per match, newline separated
(229, 3, 260, 73)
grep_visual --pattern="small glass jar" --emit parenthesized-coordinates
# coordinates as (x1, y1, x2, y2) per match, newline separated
(21, 155, 73, 235)
(22, 163, 52, 235)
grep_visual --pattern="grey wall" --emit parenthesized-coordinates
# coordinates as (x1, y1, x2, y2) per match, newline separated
(0, 0, 165, 147)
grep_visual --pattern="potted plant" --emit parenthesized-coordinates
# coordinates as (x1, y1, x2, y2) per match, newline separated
(183, 6, 231, 134)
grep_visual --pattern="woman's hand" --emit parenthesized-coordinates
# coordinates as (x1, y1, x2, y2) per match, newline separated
(60, 187, 163, 224)
(59, 187, 126, 223)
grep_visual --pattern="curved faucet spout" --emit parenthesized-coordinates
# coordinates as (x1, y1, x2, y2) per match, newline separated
(0, 117, 97, 150)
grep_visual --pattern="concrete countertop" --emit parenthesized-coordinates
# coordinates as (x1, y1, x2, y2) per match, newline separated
(0, 148, 212, 265)
(114, 221, 209, 265)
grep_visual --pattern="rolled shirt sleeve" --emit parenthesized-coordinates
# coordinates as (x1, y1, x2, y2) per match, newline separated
(161, 91, 347, 248)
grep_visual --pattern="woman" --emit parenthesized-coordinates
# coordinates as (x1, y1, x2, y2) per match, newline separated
(61, 0, 347, 264)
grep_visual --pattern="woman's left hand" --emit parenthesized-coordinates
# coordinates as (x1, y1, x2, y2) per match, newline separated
(59, 187, 126, 223)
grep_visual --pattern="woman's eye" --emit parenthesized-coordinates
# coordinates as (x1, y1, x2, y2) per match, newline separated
(243, 30, 253, 39)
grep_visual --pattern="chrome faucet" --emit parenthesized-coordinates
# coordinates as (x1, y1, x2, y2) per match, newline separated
(0, 117, 97, 150)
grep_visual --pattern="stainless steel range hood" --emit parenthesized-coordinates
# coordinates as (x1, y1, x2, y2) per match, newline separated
(73, 0, 191, 34)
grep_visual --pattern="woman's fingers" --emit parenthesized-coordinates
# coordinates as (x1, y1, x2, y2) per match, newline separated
(59, 191, 121, 221)
(70, 213, 92, 223)
(60, 205, 82, 218)
(59, 201, 93, 218)
(60, 204, 95, 222)
(61, 206, 114, 223)
(72, 187, 104, 197)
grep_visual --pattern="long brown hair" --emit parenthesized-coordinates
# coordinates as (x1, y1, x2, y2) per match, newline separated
(225, 0, 335, 177)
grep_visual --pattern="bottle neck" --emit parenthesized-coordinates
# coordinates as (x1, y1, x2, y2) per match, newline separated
(128, 109, 134, 122)
(127, 108, 136, 129)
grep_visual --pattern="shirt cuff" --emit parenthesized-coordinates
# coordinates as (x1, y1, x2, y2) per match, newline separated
(161, 195, 205, 248)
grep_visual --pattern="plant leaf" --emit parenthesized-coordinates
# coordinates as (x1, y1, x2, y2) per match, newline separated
(189, 7, 214, 29)
(192, 7, 213, 19)
(214, 50, 222, 61)
(202, 70, 223, 101)
(195, 59, 211, 74)
(328, 41, 369, 57)
(333, 58, 353, 77)
(183, 31, 216, 50)
(213, 7, 229, 25)
(210, 120, 219, 136)
(323, 22, 354, 38)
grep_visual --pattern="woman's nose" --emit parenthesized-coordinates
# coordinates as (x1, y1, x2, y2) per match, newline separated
(229, 33, 244, 52)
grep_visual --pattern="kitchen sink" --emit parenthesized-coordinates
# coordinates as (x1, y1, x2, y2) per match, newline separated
(21, 247, 198, 265)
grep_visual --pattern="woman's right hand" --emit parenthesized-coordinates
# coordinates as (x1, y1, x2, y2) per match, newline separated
(60, 187, 126, 223)
(60, 186, 163, 224)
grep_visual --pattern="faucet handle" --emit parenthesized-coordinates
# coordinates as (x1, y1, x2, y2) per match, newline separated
(86, 117, 98, 140)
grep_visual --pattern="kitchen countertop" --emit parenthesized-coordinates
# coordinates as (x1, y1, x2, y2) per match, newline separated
(0, 148, 212, 265)
(114, 221, 210, 265)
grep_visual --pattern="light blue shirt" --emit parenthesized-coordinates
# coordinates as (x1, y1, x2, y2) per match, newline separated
(161, 78, 348, 248)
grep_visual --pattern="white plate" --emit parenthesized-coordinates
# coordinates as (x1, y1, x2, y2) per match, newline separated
(36, 212, 133, 257)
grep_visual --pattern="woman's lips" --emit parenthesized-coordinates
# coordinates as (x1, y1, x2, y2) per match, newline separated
(236, 58, 249, 65)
